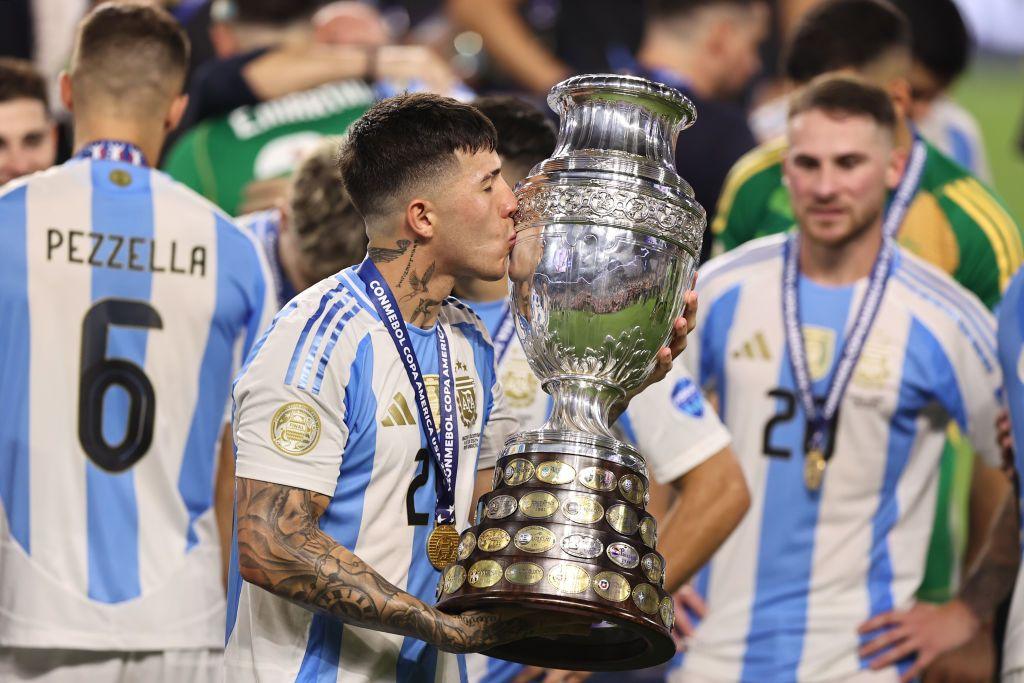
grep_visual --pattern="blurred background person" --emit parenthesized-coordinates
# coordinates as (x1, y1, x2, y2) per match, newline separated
(237, 136, 367, 307)
(891, 0, 991, 182)
(0, 3, 275, 681)
(629, 0, 769, 261)
(0, 57, 57, 185)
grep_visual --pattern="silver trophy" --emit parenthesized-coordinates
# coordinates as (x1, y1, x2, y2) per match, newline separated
(437, 75, 705, 670)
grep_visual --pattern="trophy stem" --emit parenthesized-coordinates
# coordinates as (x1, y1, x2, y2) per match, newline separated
(541, 376, 624, 439)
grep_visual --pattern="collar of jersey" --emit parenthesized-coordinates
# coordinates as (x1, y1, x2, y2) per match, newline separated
(74, 139, 150, 167)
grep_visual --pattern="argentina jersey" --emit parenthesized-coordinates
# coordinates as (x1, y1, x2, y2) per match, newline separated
(996, 267, 1024, 680)
(0, 153, 276, 650)
(238, 208, 297, 309)
(672, 234, 1001, 682)
(228, 264, 517, 682)
(462, 298, 732, 683)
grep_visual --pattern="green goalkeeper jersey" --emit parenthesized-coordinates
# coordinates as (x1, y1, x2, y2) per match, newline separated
(713, 136, 1023, 308)
(163, 80, 374, 216)
(711, 135, 1023, 602)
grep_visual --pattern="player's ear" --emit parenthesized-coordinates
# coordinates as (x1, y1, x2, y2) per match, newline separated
(405, 197, 437, 240)
(165, 94, 189, 133)
(885, 143, 908, 190)
(887, 77, 912, 121)
(59, 71, 73, 112)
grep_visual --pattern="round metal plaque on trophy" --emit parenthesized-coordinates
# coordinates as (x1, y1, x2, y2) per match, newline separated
(436, 74, 705, 671)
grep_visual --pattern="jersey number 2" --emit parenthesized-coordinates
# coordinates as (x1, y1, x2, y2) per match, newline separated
(78, 299, 163, 472)
(406, 448, 430, 526)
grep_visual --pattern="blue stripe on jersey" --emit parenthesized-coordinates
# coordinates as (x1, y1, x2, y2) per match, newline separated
(997, 271, 1024, 534)
(740, 279, 853, 681)
(297, 292, 352, 390)
(947, 127, 974, 172)
(896, 259, 995, 362)
(485, 657, 522, 682)
(179, 214, 256, 550)
(457, 653, 468, 683)
(453, 320, 497, 421)
(397, 325, 444, 682)
(85, 161, 154, 603)
(699, 284, 742, 418)
(311, 306, 359, 395)
(0, 185, 30, 552)
(285, 278, 347, 386)
(226, 480, 243, 643)
(296, 336, 377, 679)
(858, 318, 950, 676)
(617, 411, 639, 444)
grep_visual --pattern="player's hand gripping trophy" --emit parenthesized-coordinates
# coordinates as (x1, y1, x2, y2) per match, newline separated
(436, 75, 705, 670)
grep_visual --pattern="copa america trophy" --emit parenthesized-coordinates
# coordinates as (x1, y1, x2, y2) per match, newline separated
(436, 75, 705, 670)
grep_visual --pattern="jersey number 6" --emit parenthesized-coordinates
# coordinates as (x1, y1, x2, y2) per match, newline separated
(78, 299, 163, 472)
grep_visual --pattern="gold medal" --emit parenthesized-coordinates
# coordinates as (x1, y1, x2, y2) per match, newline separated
(477, 527, 511, 552)
(562, 493, 604, 524)
(514, 526, 556, 553)
(505, 562, 545, 586)
(547, 563, 591, 594)
(593, 571, 631, 602)
(519, 491, 559, 518)
(426, 523, 460, 570)
(503, 458, 536, 486)
(536, 460, 576, 485)
(467, 560, 503, 588)
(580, 466, 617, 491)
(804, 449, 826, 491)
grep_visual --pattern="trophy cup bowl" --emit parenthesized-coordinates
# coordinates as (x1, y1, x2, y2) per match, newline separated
(436, 75, 705, 670)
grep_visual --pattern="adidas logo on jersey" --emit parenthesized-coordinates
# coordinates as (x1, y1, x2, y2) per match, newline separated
(732, 331, 772, 360)
(381, 392, 416, 427)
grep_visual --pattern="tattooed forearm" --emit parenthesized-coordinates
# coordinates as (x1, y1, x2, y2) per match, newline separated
(960, 489, 1021, 620)
(235, 478, 567, 652)
(410, 297, 443, 324)
(368, 239, 412, 263)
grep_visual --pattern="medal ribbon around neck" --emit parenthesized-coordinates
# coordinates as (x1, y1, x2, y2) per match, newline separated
(491, 303, 517, 366)
(357, 259, 460, 526)
(74, 140, 149, 167)
(782, 134, 927, 470)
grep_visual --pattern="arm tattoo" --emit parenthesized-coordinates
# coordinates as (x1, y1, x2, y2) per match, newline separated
(368, 239, 412, 263)
(410, 298, 443, 325)
(960, 490, 1021, 620)
(235, 478, 554, 652)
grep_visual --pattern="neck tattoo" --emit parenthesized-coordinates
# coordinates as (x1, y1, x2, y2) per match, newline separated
(368, 239, 412, 263)
(397, 239, 421, 288)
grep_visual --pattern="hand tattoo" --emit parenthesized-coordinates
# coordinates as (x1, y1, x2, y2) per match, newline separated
(410, 297, 442, 324)
(234, 478, 572, 653)
(368, 239, 412, 263)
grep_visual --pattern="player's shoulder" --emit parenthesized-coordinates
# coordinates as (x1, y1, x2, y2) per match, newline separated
(441, 296, 493, 347)
(925, 146, 1016, 230)
(698, 232, 787, 299)
(0, 158, 90, 202)
(890, 246, 996, 354)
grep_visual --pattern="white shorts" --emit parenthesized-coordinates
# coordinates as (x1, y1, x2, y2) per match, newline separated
(0, 647, 222, 683)
(672, 668, 901, 683)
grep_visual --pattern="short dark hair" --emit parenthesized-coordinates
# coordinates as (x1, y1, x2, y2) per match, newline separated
(71, 2, 190, 110)
(289, 137, 367, 278)
(338, 93, 497, 219)
(788, 74, 897, 131)
(473, 96, 555, 172)
(890, 0, 970, 89)
(784, 0, 911, 84)
(0, 58, 49, 110)
(648, 0, 764, 18)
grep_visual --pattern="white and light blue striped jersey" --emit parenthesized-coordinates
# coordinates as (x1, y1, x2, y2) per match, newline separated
(670, 234, 1001, 683)
(237, 208, 297, 310)
(463, 297, 732, 683)
(227, 264, 517, 682)
(996, 265, 1024, 678)
(918, 98, 992, 183)
(0, 157, 276, 650)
